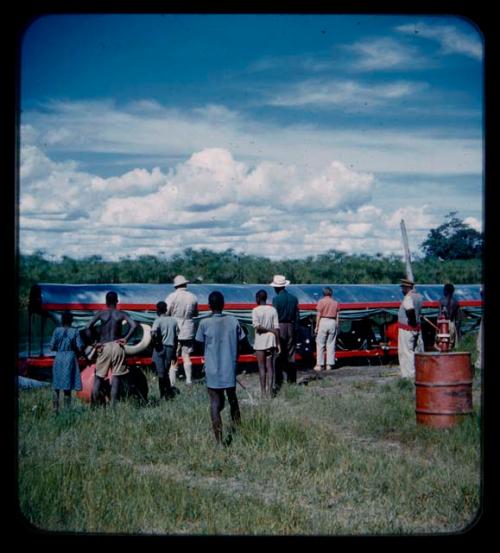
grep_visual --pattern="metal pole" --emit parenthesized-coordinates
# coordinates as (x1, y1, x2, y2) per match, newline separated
(28, 312, 32, 357)
(40, 314, 45, 357)
(400, 219, 414, 282)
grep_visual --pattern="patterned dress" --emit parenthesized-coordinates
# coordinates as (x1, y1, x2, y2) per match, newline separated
(49, 326, 84, 391)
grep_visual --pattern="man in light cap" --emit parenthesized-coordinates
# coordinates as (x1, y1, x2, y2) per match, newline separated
(397, 277, 424, 378)
(165, 275, 198, 385)
(271, 275, 300, 391)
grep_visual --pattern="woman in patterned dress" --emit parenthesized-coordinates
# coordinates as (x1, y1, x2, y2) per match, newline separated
(49, 312, 84, 412)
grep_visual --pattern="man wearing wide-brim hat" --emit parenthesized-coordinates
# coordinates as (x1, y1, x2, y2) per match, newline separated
(397, 277, 424, 378)
(270, 275, 300, 392)
(165, 275, 198, 385)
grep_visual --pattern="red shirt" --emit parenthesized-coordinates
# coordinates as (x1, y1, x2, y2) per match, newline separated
(316, 296, 338, 318)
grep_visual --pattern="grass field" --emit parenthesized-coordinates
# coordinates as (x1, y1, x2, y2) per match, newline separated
(17, 335, 482, 537)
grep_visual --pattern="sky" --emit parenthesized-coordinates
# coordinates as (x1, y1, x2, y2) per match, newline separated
(19, 13, 484, 261)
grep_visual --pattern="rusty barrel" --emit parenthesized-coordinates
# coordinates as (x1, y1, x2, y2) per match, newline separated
(415, 352, 473, 428)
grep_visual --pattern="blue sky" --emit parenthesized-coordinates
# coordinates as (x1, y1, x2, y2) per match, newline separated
(19, 13, 483, 261)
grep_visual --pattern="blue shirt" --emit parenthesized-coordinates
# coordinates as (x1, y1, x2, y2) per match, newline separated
(195, 313, 245, 389)
(152, 315, 179, 347)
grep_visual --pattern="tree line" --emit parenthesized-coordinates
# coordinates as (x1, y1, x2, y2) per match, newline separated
(18, 248, 482, 309)
(18, 212, 483, 310)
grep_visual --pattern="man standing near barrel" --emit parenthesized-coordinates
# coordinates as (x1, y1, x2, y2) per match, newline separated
(398, 278, 424, 379)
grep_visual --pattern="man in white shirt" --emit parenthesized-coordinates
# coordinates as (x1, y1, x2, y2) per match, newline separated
(398, 278, 424, 379)
(165, 275, 198, 385)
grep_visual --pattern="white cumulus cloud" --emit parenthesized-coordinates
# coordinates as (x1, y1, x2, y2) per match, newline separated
(395, 21, 483, 60)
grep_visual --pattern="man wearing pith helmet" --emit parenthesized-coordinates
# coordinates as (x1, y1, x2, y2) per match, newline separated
(271, 274, 300, 392)
(165, 275, 198, 385)
(397, 277, 424, 378)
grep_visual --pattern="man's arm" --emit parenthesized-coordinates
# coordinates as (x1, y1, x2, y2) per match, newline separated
(315, 311, 321, 335)
(86, 311, 102, 331)
(403, 294, 419, 328)
(120, 311, 138, 343)
(405, 308, 418, 328)
(86, 312, 104, 346)
(294, 298, 300, 331)
(314, 300, 322, 335)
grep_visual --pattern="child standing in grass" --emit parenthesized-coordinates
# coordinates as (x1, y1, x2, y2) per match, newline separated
(49, 312, 84, 412)
(195, 291, 246, 445)
(151, 301, 179, 400)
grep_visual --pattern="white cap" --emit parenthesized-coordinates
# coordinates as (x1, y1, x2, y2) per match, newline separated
(269, 274, 290, 287)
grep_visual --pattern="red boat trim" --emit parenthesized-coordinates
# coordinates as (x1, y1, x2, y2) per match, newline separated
(19, 347, 396, 371)
(40, 300, 483, 312)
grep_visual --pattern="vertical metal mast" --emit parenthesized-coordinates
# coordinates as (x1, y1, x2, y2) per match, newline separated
(400, 219, 414, 282)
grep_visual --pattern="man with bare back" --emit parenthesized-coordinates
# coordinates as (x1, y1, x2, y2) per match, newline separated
(87, 291, 138, 406)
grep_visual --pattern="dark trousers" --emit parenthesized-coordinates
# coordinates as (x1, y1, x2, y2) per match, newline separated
(275, 322, 297, 388)
(207, 387, 241, 443)
(153, 345, 175, 398)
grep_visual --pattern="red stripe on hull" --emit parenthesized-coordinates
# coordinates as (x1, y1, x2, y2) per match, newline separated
(19, 348, 397, 372)
(41, 300, 483, 312)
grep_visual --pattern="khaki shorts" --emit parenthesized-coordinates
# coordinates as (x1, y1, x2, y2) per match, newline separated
(95, 341, 128, 378)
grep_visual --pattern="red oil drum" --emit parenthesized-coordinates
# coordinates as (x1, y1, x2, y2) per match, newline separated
(76, 364, 111, 403)
(415, 352, 473, 428)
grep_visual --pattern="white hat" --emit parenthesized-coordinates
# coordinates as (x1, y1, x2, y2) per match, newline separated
(270, 274, 290, 287)
(173, 275, 190, 287)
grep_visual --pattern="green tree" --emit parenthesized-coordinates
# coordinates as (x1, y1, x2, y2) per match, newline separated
(420, 212, 483, 260)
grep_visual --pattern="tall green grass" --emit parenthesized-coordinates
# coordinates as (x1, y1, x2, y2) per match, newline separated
(18, 367, 481, 536)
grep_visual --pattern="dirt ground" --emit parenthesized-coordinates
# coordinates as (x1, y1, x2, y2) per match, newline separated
(236, 362, 482, 408)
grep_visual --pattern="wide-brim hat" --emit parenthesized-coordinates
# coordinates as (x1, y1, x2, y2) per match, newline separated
(400, 278, 414, 287)
(173, 275, 190, 287)
(270, 274, 290, 287)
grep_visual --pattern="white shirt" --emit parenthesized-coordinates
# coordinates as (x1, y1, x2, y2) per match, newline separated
(165, 288, 198, 340)
(252, 305, 279, 351)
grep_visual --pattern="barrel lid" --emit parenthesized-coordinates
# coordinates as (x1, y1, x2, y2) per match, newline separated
(415, 351, 471, 356)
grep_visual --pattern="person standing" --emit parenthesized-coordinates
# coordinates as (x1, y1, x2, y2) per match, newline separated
(314, 287, 339, 371)
(252, 289, 280, 398)
(271, 275, 300, 389)
(151, 301, 179, 400)
(195, 291, 245, 445)
(49, 312, 84, 412)
(438, 283, 462, 349)
(86, 291, 138, 406)
(398, 278, 424, 379)
(165, 275, 198, 386)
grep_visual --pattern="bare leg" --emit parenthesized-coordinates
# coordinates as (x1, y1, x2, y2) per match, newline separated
(111, 375, 122, 407)
(226, 387, 241, 426)
(255, 350, 267, 397)
(91, 375, 103, 406)
(208, 388, 225, 443)
(63, 390, 71, 408)
(52, 390, 60, 413)
(266, 352, 276, 398)
(169, 361, 177, 386)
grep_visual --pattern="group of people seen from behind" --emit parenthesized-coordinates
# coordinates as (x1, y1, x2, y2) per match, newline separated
(48, 275, 476, 442)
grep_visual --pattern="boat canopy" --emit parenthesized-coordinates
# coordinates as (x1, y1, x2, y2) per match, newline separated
(30, 282, 482, 309)
(24, 282, 483, 359)
(29, 282, 482, 326)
